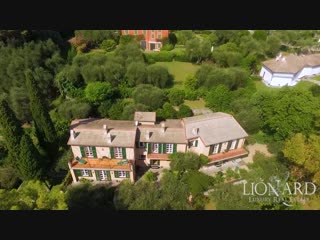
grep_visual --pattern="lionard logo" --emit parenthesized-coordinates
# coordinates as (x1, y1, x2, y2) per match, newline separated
(242, 172, 317, 207)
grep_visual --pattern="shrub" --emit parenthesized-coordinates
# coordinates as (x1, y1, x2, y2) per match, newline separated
(177, 104, 193, 118)
(143, 171, 157, 182)
(168, 89, 185, 105)
(0, 167, 21, 189)
(100, 39, 117, 52)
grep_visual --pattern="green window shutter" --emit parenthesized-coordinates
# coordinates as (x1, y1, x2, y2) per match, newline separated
(92, 147, 97, 158)
(235, 139, 239, 149)
(163, 144, 166, 154)
(110, 147, 114, 159)
(122, 148, 126, 159)
(159, 143, 162, 154)
(173, 144, 177, 153)
(218, 143, 222, 153)
(114, 171, 119, 178)
(147, 143, 151, 154)
(209, 145, 213, 155)
(88, 170, 92, 177)
(95, 170, 100, 181)
(195, 140, 198, 147)
(126, 171, 130, 178)
(227, 141, 232, 150)
(80, 146, 85, 157)
(74, 169, 81, 176)
(107, 171, 111, 181)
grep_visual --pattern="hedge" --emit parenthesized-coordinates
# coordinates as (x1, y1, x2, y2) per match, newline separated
(144, 48, 188, 63)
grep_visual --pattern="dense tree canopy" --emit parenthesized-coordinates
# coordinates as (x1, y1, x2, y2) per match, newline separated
(252, 88, 319, 140)
(132, 84, 166, 110)
(25, 70, 58, 158)
(0, 100, 24, 166)
(18, 135, 43, 180)
(0, 39, 64, 121)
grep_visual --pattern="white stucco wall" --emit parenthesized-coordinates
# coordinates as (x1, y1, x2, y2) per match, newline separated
(296, 67, 312, 79)
(312, 66, 320, 75)
(260, 66, 273, 83)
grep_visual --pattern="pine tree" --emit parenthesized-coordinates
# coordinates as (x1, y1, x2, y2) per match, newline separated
(25, 69, 58, 157)
(18, 135, 43, 180)
(0, 99, 23, 166)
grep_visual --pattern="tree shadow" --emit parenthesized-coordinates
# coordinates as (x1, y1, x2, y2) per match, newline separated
(66, 183, 116, 210)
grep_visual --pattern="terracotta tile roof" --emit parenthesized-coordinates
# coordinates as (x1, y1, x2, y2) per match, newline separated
(71, 157, 132, 170)
(147, 153, 170, 160)
(208, 148, 248, 162)
(263, 53, 320, 74)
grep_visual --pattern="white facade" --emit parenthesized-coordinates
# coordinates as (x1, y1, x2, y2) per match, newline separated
(260, 65, 320, 87)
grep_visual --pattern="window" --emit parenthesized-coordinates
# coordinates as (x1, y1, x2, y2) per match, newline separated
(125, 30, 129, 35)
(166, 144, 173, 154)
(151, 34, 155, 39)
(100, 170, 109, 181)
(151, 30, 155, 32)
(84, 146, 93, 158)
(158, 33, 162, 39)
(81, 170, 90, 177)
(134, 30, 138, 35)
(118, 171, 127, 178)
(114, 147, 123, 159)
(139, 155, 146, 160)
(139, 142, 145, 148)
(213, 144, 219, 154)
(152, 143, 159, 153)
(230, 140, 237, 150)
(158, 43, 162, 49)
(143, 30, 147, 35)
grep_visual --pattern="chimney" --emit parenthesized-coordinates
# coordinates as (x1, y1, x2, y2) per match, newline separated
(106, 132, 112, 143)
(103, 124, 107, 134)
(192, 127, 199, 135)
(70, 129, 76, 140)
(146, 130, 150, 140)
(134, 120, 139, 126)
(161, 121, 166, 133)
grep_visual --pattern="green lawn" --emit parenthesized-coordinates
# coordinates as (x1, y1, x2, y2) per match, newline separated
(302, 196, 320, 210)
(184, 99, 206, 109)
(255, 80, 314, 92)
(204, 199, 216, 210)
(312, 75, 320, 81)
(154, 61, 200, 88)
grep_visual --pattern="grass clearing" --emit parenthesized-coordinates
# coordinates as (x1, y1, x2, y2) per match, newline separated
(184, 99, 206, 109)
(154, 61, 200, 88)
(255, 80, 314, 92)
(302, 195, 320, 210)
(312, 75, 320, 81)
(204, 199, 216, 210)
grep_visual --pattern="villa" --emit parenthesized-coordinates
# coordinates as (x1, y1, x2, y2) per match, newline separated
(260, 53, 320, 87)
(67, 112, 248, 183)
(121, 30, 169, 51)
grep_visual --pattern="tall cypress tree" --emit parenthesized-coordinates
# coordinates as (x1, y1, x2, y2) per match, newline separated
(19, 134, 43, 180)
(25, 69, 58, 158)
(0, 99, 23, 166)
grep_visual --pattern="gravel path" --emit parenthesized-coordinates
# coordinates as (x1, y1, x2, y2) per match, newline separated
(242, 143, 273, 164)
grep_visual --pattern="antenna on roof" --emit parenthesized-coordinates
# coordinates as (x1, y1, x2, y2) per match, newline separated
(160, 121, 166, 133)
(275, 52, 282, 61)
